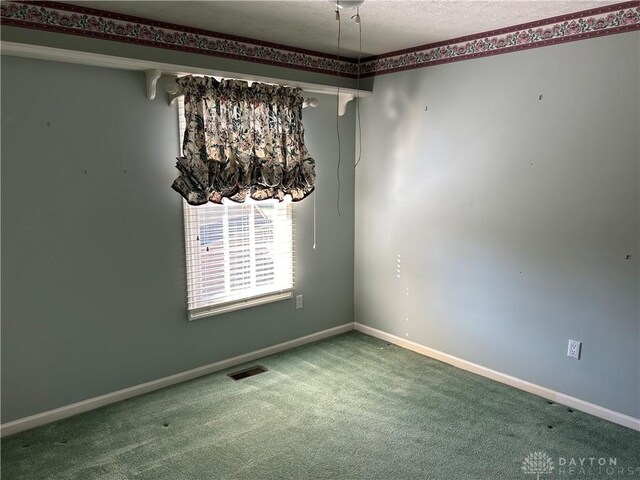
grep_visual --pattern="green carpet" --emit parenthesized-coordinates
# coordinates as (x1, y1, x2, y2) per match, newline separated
(2, 331, 639, 479)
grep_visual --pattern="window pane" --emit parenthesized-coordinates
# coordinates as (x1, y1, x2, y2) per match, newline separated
(183, 200, 293, 312)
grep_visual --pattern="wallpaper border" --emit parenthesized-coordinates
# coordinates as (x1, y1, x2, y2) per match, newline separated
(1, 1, 639, 78)
(0, 1, 360, 78)
(360, 2, 640, 77)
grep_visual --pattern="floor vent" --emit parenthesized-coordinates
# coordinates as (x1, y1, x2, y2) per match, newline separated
(228, 365, 268, 381)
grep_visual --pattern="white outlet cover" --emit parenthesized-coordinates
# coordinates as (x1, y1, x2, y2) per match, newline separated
(567, 339, 582, 359)
(295, 295, 303, 309)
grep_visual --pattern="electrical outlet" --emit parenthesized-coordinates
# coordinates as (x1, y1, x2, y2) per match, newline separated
(296, 295, 303, 309)
(567, 340, 581, 359)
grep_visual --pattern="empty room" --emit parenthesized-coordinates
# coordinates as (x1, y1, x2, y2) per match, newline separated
(1, 0, 639, 478)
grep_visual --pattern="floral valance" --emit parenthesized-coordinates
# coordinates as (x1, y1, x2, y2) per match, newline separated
(172, 76, 316, 205)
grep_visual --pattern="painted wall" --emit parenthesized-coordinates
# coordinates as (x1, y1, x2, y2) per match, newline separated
(355, 32, 640, 418)
(1, 55, 355, 422)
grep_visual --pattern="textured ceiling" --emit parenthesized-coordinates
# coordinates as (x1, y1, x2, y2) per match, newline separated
(67, 1, 620, 58)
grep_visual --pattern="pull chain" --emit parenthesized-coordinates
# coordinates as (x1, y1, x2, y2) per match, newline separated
(335, 8, 342, 217)
(354, 7, 363, 168)
(313, 190, 317, 250)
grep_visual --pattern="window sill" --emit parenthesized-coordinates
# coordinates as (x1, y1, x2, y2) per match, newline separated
(187, 290, 293, 321)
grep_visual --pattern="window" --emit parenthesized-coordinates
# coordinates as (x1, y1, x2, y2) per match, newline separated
(183, 200, 294, 320)
(178, 97, 294, 321)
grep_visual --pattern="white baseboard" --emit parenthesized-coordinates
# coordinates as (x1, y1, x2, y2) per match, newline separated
(354, 322, 640, 432)
(4, 321, 638, 437)
(0, 323, 354, 438)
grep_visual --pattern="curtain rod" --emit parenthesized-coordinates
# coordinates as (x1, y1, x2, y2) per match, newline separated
(161, 73, 320, 111)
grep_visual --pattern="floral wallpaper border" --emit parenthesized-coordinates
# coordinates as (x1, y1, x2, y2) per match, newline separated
(0, 1, 360, 78)
(359, 2, 640, 77)
(1, 1, 639, 79)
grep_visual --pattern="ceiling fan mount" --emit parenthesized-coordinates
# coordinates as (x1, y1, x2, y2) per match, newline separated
(329, 0, 365, 11)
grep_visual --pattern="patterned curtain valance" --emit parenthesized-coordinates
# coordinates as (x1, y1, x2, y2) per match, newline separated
(172, 76, 316, 205)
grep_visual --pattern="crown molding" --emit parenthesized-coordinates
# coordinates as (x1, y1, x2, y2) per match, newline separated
(1, 1, 639, 78)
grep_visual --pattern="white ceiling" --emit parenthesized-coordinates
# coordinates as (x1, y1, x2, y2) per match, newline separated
(68, 1, 619, 57)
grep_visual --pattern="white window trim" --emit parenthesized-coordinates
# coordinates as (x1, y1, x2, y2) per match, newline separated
(187, 290, 293, 321)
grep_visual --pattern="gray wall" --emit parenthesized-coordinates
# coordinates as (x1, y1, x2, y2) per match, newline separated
(355, 33, 640, 418)
(1, 56, 355, 422)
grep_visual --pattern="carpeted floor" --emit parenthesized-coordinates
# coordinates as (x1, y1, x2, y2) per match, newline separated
(2, 331, 639, 479)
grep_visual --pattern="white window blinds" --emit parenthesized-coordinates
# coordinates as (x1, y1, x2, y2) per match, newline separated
(183, 201, 294, 320)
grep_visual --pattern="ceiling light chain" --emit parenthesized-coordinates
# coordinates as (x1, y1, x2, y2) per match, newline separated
(333, 0, 364, 214)
(335, 5, 342, 217)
